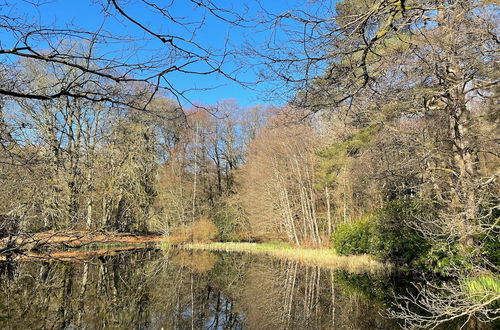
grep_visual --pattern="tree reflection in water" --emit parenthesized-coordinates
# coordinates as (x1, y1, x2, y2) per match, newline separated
(0, 249, 496, 329)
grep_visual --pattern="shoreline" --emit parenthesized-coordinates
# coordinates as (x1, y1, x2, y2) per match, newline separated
(0, 231, 163, 255)
(179, 242, 390, 274)
(3, 234, 389, 274)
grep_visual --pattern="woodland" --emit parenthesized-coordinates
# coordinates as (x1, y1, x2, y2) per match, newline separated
(0, 0, 498, 328)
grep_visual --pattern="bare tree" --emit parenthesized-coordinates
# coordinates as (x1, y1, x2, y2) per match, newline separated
(0, 0, 249, 108)
(388, 280, 499, 329)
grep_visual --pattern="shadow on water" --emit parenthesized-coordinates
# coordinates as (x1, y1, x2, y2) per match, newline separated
(0, 248, 496, 329)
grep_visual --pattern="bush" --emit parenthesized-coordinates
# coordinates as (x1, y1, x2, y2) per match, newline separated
(421, 242, 471, 276)
(168, 218, 219, 244)
(331, 199, 431, 265)
(477, 195, 500, 269)
(371, 199, 431, 265)
(331, 215, 375, 255)
(480, 237, 500, 269)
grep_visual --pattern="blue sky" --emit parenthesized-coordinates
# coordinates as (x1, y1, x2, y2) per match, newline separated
(3, 0, 323, 108)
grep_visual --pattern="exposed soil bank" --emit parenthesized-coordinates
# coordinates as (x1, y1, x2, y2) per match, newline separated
(7, 246, 157, 262)
(0, 231, 163, 256)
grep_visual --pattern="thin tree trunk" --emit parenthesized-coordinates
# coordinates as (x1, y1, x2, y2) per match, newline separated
(325, 186, 332, 236)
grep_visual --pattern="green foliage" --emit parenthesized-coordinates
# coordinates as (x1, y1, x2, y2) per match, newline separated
(477, 195, 500, 269)
(417, 242, 470, 276)
(419, 195, 500, 275)
(331, 215, 375, 255)
(211, 201, 239, 241)
(168, 218, 219, 245)
(331, 199, 431, 266)
(370, 199, 431, 265)
(480, 237, 500, 269)
(460, 275, 500, 307)
(317, 124, 381, 186)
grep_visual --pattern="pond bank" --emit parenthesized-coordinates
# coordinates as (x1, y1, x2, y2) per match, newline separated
(0, 231, 163, 256)
(180, 242, 390, 274)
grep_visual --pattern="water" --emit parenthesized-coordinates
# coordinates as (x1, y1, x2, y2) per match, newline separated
(0, 248, 495, 329)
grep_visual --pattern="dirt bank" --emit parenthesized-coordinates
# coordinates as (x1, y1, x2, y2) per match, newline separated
(0, 231, 164, 255)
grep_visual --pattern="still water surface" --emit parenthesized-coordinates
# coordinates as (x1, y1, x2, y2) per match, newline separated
(0, 248, 494, 329)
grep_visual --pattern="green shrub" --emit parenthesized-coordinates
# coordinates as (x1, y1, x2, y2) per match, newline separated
(480, 237, 500, 268)
(331, 199, 431, 266)
(477, 195, 500, 269)
(371, 199, 431, 265)
(420, 242, 471, 276)
(331, 215, 376, 255)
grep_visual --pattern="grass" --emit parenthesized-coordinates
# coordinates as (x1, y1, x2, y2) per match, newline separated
(160, 241, 171, 250)
(461, 274, 500, 306)
(181, 242, 389, 274)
